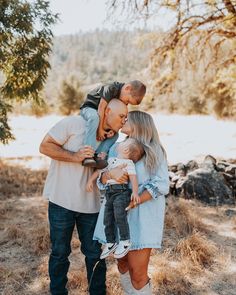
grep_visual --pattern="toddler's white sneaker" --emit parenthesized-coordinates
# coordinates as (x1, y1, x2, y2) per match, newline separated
(100, 242, 118, 259)
(114, 240, 131, 259)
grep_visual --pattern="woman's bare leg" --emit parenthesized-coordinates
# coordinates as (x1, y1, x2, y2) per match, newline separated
(117, 255, 129, 274)
(117, 255, 133, 294)
(127, 248, 152, 290)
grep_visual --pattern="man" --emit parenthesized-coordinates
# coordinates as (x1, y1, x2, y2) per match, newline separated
(40, 99, 128, 295)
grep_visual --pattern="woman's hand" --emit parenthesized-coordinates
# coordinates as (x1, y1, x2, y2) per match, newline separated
(126, 190, 153, 210)
(125, 200, 138, 211)
(131, 193, 141, 204)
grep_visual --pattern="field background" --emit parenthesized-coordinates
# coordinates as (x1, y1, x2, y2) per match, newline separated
(1, 1, 236, 293)
(1, 114, 236, 294)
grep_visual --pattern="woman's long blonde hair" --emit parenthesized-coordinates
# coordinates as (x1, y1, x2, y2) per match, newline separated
(127, 111, 167, 174)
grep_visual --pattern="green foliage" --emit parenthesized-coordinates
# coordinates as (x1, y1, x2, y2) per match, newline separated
(0, 98, 14, 144)
(0, 0, 58, 143)
(58, 77, 84, 116)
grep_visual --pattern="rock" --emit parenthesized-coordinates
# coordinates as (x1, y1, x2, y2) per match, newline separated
(222, 172, 234, 182)
(172, 175, 180, 182)
(225, 209, 236, 217)
(169, 172, 180, 196)
(175, 166, 234, 205)
(169, 171, 176, 179)
(228, 179, 236, 189)
(204, 155, 217, 165)
(169, 165, 178, 173)
(185, 160, 199, 172)
(169, 172, 180, 182)
(215, 163, 227, 172)
(225, 165, 236, 175)
(201, 155, 217, 170)
(176, 163, 188, 176)
(217, 161, 231, 167)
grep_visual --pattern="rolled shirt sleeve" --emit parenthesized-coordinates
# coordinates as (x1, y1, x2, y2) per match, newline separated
(96, 169, 108, 191)
(141, 152, 170, 199)
(48, 116, 80, 145)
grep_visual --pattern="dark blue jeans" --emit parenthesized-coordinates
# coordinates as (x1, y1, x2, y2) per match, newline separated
(48, 202, 106, 295)
(104, 185, 131, 243)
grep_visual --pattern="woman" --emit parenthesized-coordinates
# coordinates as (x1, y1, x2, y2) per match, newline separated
(94, 111, 169, 294)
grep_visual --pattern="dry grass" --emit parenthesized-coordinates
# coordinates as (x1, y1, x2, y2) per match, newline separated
(0, 265, 30, 295)
(68, 270, 87, 292)
(5, 224, 27, 241)
(37, 257, 48, 276)
(0, 160, 46, 199)
(232, 216, 236, 231)
(150, 250, 173, 268)
(1, 216, 50, 255)
(28, 225, 50, 255)
(149, 251, 194, 294)
(211, 272, 236, 295)
(175, 232, 218, 270)
(1, 162, 236, 294)
(165, 197, 207, 237)
(152, 265, 193, 295)
(106, 266, 123, 295)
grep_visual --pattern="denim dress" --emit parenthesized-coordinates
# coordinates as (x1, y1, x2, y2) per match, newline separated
(93, 143, 170, 250)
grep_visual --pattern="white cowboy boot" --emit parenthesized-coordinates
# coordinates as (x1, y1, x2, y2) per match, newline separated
(132, 281, 152, 295)
(120, 271, 133, 295)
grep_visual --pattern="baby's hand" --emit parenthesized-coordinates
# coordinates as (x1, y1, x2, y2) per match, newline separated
(86, 180, 94, 192)
(131, 193, 141, 204)
(106, 130, 115, 138)
(97, 152, 107, 160)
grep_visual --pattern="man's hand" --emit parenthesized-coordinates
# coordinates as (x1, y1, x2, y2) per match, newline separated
(110, 164, 128, 183)
(74, 145, 95, 162)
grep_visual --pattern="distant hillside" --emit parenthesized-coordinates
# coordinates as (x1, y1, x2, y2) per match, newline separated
(45, 30, 151, 105)
(15, 29, 235, 118)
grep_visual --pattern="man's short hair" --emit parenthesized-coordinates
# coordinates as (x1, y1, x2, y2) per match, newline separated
(129, 80, 146, 104)
(127, 138, 145, 163)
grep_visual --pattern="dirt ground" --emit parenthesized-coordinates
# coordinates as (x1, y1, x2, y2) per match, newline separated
(0, 160, 236, 295)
